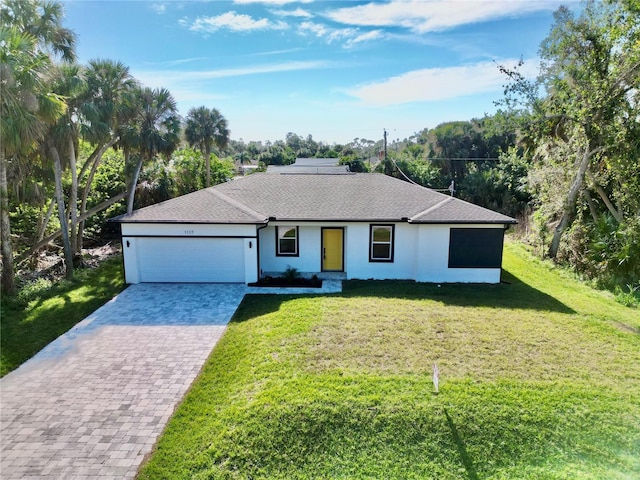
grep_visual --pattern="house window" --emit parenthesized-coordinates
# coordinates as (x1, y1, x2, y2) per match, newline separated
(369, 224, 394, 262)
(277, 226, 299, 256)
(448, 228, 504, 268)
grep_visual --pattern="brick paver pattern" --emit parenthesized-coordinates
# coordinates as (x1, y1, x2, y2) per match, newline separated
(0, 284, 247, 480)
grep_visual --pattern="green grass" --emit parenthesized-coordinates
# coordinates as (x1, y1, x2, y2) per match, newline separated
(138, 241, 640, 479)
(0, 257, 126, 377)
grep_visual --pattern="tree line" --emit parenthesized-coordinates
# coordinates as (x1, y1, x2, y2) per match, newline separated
(1, 0, 234, 294)
(2, 0, 638, 297)
(361, 1, 639, 291)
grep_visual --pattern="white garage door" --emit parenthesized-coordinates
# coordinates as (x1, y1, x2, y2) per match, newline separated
(136, 237, 245, 283)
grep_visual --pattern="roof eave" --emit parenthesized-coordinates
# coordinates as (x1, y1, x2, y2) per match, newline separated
(408, 219, 518, 225)
(112, 218, 268, 225)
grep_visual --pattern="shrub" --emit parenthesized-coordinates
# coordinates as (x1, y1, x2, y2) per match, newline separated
(16, 278, 54, 306)
(614, 284, 639, 308)
(283, 265, 300, 281)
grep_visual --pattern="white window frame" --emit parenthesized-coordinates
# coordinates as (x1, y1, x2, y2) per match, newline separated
(276, 226, 299, 256)
(369, 224, 394, 262)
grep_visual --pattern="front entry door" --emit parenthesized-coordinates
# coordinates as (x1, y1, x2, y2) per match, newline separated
(322, 228, 344, 271)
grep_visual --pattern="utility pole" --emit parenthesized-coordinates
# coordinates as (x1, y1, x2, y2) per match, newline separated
(383, 128, 388, 163)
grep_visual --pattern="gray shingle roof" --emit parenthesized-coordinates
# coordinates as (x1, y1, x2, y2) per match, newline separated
(114, 173, 517, 225)
(266, 157, 348, 174)
(266, 165, 350, 174)
(112, 187, 267, 224)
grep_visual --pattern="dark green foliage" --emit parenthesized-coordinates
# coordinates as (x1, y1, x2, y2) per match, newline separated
(171, 148, 206, 194)
(9, 203, 58, 248)
(135, 160, 174, 209)
(83, 148, 127, 235)
(492, 0, 640, 290)
(338, 155, 370, 173)
(553, 211, 640, 292)
(614, 284, 639, 308)
(394, 159, 440, 188)
(258, 142, 296, 166)
(133, 147, 235, 209)
(171, 148, 234, 196)
(458, 148, 531, 217)
(282, 265, 300, 281)
(285, 132, 319, 158)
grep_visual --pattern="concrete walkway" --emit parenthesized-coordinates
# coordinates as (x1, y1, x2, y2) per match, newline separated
(0, 281, 342, 479)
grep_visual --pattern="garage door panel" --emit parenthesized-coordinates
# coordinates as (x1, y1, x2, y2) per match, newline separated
(137, 238, 245, 283)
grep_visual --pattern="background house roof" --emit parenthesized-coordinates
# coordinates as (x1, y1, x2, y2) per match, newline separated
(266, 157, 349, 174)
(293, 158, 340, 167)
(115, 173, 517, 225)
(266, 165, 350, 174)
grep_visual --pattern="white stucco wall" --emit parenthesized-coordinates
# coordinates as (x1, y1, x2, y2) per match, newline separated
(258, 222, 504, 283)
(122, 221, 505, 284)
(258, 224, 324, 274)
(414, 224, 503, 283)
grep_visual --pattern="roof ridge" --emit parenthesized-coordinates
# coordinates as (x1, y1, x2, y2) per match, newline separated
(208, 188, 267, 222)
(409, 196, 455, 222)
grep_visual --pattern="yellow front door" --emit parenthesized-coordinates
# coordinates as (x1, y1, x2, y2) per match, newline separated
(322, 229, 343, 271)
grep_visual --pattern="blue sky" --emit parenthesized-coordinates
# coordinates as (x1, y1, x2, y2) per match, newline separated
(63, 0, 569, 144)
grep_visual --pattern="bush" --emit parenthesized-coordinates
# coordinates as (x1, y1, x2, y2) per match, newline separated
(16, 278, 54, 306)
(283, 265, 300, 281)
(614, 284, 639, 308)
(587, 215, 640, 289)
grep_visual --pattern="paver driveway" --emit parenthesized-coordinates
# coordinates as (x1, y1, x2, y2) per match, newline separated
(0, 283, 247, 479)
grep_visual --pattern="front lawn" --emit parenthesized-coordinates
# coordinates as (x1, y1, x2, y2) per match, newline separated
(139, 241, 640, 479)
(0, 257, 126, 377)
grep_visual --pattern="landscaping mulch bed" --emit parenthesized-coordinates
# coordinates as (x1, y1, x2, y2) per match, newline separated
(249, 276, 323, 288)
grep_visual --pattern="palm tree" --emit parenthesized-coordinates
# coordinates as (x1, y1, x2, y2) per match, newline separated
(1, 0, 75, 291)
(126, 87, 180, 214)
(44, 63, 86, 274)
(184, 106, 230, 188)
(0, 27, 65, 294)
(76, 59, 137, 251)
(1, 0, 76, 62)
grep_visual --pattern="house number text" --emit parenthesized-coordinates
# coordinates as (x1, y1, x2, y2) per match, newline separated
(184, 230, 195, 235)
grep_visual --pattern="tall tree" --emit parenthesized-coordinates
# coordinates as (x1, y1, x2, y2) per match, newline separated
(43, 63, 85, 276)
(536, 1, 640, 258)
(1, 0, 76, 62)
(184, 106, 230, 188)
(76, 59, 137, 250)
(1, 28, 58, 294)
(126, 87, 180, 214)
(1, 0, 75, 290)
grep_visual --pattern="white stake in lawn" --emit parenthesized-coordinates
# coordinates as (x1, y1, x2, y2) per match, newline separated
(433, 362, 440, 393)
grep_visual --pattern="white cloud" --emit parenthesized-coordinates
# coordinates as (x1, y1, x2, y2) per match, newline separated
(250, 48, 306, 56)
(188, 11, 288, 33)
(327, 0, 560, 33)
(147, 57, 210, 67)
(346, 30, 384, 48)
(345, 58, 539, 106)
(298, 21, 354, 43)
(297, 21, 384, 48)
(150, 3, 166, 15)
(271, 7, 313, 18)
(134, 61, 333, 86)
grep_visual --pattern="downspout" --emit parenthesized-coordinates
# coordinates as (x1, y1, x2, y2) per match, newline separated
(501, 223, 511, 284)
(256, 221, 270, 280)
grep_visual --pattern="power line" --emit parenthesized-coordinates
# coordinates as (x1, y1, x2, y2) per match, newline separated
(422, 157, 501, 161)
